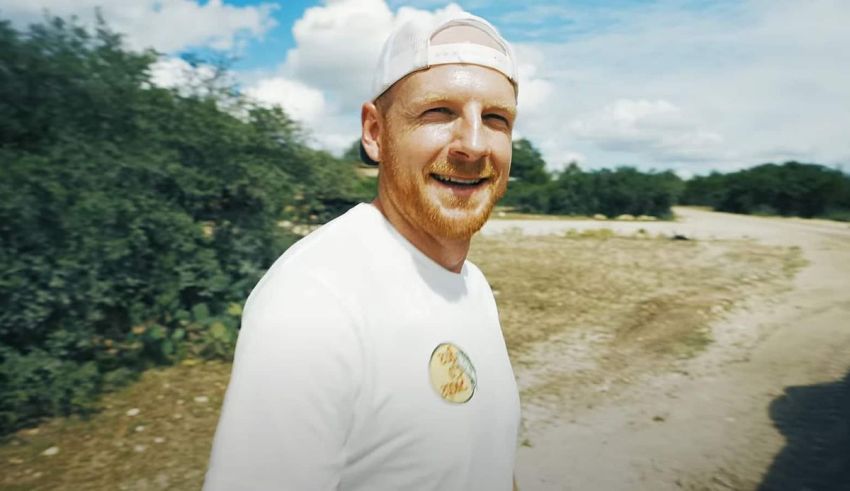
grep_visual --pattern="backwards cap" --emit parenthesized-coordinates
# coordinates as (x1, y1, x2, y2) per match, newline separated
(370, 12, 518, 101)
(360, 11, 518, 164)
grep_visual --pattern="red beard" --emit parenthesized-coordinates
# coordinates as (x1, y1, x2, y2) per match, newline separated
(378, 137, 508, 240)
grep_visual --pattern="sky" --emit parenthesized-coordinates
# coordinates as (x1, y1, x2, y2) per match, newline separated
(1, 0, 849, 175)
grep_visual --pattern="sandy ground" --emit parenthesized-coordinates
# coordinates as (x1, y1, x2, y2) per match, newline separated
(483, 208, 850, 491)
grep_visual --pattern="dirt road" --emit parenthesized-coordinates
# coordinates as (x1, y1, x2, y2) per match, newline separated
(483, 208, 850, 490)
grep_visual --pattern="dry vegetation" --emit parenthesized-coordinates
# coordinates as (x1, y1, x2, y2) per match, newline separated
(0, 232, 803, 490)
(470, 230, 804, 436)
(472, 230, 802, 358)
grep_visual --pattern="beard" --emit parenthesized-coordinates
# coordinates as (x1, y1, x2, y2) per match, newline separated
(379, 137, 508, 240)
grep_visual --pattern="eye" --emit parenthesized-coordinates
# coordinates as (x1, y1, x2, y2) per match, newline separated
(423, 107, 453, 117)
(484, 113, 511, 128)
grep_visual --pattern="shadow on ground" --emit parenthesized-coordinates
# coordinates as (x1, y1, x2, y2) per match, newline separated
(758, 370, 850, 491)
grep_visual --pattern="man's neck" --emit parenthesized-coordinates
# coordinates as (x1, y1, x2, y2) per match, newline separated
(371, 197, 470, 274)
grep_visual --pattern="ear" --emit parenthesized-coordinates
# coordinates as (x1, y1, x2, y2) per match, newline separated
(361, 102, 382, 163)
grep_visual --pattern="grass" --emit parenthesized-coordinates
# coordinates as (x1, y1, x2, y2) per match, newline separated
(470, 232, 802, 359)
(0, 232, 804, 491)
(0, 360, 231, 491)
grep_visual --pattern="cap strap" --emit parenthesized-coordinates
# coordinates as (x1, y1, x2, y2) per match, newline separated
(428, 43, 515, 82)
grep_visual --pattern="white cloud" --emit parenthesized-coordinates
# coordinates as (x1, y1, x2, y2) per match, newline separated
(245, 77, 327, 125)
(283, 0, 394, 109)
(0, 0, 277, 52)
(506, 0, 850, 171)
(569, 99, 726, 163)
(514, 51, 554, 115)
(150, 57, 216, 89)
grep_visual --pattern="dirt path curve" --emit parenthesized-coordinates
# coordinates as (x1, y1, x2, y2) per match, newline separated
(482, 208, 850, 490)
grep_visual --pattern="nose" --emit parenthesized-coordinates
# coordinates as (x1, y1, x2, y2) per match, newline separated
(448, 107, 489, 163)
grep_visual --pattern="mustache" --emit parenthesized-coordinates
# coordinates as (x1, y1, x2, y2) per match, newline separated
(427, 158, 497, 178)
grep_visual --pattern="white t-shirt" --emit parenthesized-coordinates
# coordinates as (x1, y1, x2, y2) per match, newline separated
(203, 203, 520, 491)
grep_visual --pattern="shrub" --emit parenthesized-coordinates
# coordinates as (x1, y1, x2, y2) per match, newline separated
(0, 16, 372, 434)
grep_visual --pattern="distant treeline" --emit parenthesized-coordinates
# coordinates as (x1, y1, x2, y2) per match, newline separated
(504, 139, 850, 221)
(681, 162, 850, 220)
(503, 139, 682, 218)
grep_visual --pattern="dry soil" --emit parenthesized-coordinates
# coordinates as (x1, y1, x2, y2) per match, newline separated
(481, 208, 850, 491)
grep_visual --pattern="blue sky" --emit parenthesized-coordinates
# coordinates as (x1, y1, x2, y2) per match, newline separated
(222, 0, 305, 71)
(1, 0, 848, 174)
(218, 0, 736, 73)
(201, 0, 645, 70)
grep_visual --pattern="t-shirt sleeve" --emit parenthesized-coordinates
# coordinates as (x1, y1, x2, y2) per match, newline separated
(202, 270, 364, 491)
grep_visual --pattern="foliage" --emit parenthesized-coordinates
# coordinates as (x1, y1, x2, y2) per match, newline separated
(682, 162, 850, 219)
(342, 139, 362, 162)
(509, 138, 549, 185)
(504, 156, 684, 218)
(0, 16, 373, 434)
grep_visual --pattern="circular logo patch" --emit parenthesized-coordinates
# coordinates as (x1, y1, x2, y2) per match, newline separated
(429, 343, 477, 403)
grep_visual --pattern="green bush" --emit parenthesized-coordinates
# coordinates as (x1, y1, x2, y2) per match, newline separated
(0, 346, 100, 431)
(0, 16, 373, 434)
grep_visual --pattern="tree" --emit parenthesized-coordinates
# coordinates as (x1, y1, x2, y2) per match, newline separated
(510, 138, 549, 184)
(683, 162, 850, 219)
(343, 139, 362, 162)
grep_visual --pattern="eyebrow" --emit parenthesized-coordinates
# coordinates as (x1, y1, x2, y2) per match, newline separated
(407, 94, 517, 118)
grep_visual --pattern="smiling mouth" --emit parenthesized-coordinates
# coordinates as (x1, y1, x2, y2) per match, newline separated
(431, 173, 489, 187)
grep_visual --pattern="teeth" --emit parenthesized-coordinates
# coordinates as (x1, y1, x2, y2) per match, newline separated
(434, 174, 483, 185)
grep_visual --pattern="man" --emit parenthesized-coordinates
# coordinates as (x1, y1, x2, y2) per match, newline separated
(204, 10, 520, 490)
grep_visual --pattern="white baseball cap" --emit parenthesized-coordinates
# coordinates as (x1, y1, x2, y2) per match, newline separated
(360, 12, 518, 164)
(370, 12, 518, 101)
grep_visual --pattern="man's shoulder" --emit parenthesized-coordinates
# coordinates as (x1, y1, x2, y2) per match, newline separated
(279, 203, 375, 268)
(463, 258, 486, 280)
(246, 204, 378, 308)
(462, 259, 491, 290)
